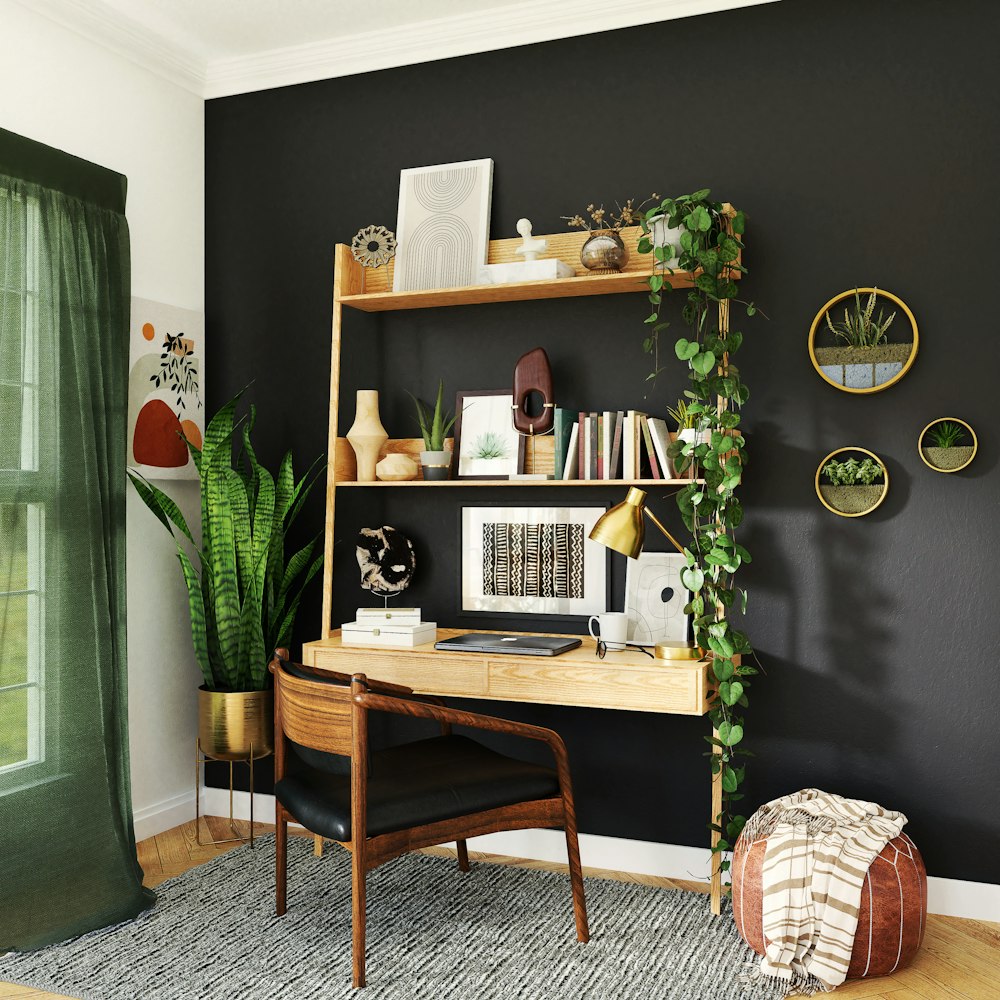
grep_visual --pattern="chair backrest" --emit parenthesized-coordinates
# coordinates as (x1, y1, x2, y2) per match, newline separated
(275, 661, 356, 757)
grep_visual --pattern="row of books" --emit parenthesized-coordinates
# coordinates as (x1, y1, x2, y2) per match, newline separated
(552, 408, 684, 481)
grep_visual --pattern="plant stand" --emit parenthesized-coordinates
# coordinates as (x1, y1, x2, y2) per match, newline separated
(194, 738, 260, 847)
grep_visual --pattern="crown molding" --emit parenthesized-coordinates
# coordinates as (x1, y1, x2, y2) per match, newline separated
(203, 0, 781, 99)
(12, 0, 205, 95)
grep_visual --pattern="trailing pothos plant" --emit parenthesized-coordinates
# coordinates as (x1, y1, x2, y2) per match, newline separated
(637, 189, 759, 879)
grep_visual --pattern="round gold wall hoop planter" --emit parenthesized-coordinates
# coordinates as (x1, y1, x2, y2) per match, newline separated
(918, 417, 978, 473)
(808, 288, 918, 394)
(815, 446, 889, 518)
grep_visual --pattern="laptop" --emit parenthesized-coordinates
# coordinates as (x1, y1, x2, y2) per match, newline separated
(434, 633, 582, 656)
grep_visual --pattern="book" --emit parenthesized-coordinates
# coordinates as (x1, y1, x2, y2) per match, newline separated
(583, 415, 591, 480)
(640, 415, 661, 479)
(589, 412, 599, 479)
(603, 410, 613, 480)
(578, 410, 587, 480)
(647, 417, 674, 479)
(553, 408, 574, 480)
(562, 422, 580, 479)
(596, 412, 604, 480)
(609, 410, 624, 480)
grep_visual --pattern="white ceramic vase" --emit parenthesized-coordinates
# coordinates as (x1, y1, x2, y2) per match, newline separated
(647, 214, 684, 268)
(346, 389, 388, 483)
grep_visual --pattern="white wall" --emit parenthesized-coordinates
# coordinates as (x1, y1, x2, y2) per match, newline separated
(0, 1, 204, 838)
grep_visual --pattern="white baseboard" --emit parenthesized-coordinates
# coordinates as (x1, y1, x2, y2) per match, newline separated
(132, 789, 196, 841)
(199, 788, 1000, 922)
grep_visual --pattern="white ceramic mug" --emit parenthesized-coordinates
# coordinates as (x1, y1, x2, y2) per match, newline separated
(588, 612, 629, 651)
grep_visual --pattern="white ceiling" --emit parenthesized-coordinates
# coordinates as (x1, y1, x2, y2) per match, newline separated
(17, 0, 782, 98)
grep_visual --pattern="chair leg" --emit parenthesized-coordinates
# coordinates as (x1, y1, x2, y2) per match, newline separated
(276, 804, 287, 917)
(563, 812, 590, 943)
(351, 848, 367, 988)
(456, 840, 470, 872)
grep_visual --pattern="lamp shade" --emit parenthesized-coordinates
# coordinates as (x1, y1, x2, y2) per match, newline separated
(588, 487, 647, 559)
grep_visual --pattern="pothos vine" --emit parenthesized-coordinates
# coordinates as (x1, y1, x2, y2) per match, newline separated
(637, 190, 759, 879)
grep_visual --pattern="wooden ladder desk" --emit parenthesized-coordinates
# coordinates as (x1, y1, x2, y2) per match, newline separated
(302, 628, 725, 913)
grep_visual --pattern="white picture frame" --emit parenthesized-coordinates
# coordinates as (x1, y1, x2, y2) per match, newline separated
(453, 390, 522, 479)
(461, 505, 608, 617)
(624, 552, 690, 646)
(393, 158, 494, 292)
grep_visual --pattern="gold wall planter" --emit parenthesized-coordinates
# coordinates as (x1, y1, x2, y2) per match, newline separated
(815, 447, 890, 518)
(808, 288, 918, 394)
(919, 417, 978, 473)
(197, 686, 274, 761)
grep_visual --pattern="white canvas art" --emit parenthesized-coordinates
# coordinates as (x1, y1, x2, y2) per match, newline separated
(624, 552, 690, 646)
(393, 158, 494, 292)
(462, 505, 608, 617)
(128, 297, 204, 481)
(455, 393, 521, 478)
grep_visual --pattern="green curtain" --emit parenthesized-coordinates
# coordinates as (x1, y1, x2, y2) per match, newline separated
(0, 128, 152, 950)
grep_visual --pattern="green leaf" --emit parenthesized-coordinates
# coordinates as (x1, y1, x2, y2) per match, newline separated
(675, 338, 699, 361)
(692, 351, 717, 375)
(719, 722, 744, 747)
(722, 767, 739, 793)
(712, 658, 735, 682)
(720, 680, 744, 706)
(680, 566, 704, 591)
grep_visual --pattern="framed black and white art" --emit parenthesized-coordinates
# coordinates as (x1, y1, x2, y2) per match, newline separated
(460, 505, 608, 618)
(624, 552, 690, 646)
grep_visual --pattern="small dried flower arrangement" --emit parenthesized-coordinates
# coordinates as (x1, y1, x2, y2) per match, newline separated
(562, 196, 658, 234)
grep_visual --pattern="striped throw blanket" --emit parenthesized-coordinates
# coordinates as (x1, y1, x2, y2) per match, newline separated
(742, 789, 907, 995)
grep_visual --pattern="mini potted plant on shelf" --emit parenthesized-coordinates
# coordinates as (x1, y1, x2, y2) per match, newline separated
(921, 420, 973, 471)
(561, 198, 646, 273)
(819, 454, 886, 515)
(408, 379, 456, 480)
(128, 389, 325, 761)
(666, 398, 704, 478)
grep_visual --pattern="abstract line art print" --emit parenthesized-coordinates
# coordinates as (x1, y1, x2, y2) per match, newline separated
(624, 552, 690, 646)
(393, 159, 494, 292)
(461, 505, 607, 617)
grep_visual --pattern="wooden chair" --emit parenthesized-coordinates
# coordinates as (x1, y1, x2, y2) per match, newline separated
(269, 649, 589, 988)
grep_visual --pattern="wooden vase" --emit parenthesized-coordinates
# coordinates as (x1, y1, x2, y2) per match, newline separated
(346, 389, 388, 482)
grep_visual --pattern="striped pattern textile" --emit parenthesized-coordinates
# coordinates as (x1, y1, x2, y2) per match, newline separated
(742, 789, 907, 995)
(482, 522, 583, 598)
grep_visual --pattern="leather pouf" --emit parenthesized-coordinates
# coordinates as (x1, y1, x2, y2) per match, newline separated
(732, 832, 927, 979)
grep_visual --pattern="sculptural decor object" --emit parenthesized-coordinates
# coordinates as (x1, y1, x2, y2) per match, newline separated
(346, 389, 388, 482)
(356, 526, 416, 597)
(511, 347, 555, 480)
(477, 219, 574, 284)
(350, 225, 396, 292)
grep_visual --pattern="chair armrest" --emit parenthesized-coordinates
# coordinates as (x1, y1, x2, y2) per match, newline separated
(354, 691, 572, 779)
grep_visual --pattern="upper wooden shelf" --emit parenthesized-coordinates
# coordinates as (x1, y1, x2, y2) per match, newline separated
(334, 225, 737, 313)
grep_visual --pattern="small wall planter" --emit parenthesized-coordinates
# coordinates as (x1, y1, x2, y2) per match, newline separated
(815, 447, 889, 518)
(919, 417, 978, 473)
(808, 288, 918, 394)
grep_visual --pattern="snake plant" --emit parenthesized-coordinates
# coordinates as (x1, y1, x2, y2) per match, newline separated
(128, 391, 325, 691)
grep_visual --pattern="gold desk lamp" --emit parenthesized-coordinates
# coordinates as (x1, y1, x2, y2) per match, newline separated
(588, 486, 701, 661)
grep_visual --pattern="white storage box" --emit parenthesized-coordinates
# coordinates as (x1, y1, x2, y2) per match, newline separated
(355, 607, 423, 625)
(341, 620, 437, 648)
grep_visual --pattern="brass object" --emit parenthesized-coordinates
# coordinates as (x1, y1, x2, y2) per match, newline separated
(918, 417, 978, 473)
(195, 738, 258, 847)
(814, 447, 889, 518)
(808, 288, 918, 394)
(589, 487, 685, 558)
(580, 230, 628, 273)
(655, 640, 701, 661)
(197, 686, 274, 761)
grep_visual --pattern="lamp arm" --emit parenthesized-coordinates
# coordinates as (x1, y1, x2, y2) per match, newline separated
(642, 506, 685, 555)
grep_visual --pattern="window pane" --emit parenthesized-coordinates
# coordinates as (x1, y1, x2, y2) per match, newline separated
(0, 687, 29, 769)
(0, 503, 29, 592)
(0, 384, 23, 469)
(1, 594, 29, 687)
(0, 289, 24, 382)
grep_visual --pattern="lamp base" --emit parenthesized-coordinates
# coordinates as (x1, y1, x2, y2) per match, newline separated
(654, 640, 702, 661)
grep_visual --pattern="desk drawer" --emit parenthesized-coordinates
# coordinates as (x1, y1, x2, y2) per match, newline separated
(307, 646, 489, 698)
(486, 659, 707, 715)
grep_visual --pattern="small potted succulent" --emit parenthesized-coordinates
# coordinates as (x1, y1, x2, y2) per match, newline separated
(921, 420, 975, 471)
(667, 398, 709, 478)
(408, 379, 456, 481)
(815, 288, 913, 390)
(819, 454, 886, 516)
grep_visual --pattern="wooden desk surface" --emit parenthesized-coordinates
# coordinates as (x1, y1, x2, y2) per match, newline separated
(302, 628, 710, 716)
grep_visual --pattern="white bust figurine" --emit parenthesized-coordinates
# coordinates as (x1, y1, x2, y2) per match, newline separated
(515, 218, 548, 262)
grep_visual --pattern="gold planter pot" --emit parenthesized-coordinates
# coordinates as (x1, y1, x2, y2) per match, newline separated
(198, 686, 274, 761)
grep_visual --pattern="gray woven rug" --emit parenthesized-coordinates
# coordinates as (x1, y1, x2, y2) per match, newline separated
(1, 835, 784, 999)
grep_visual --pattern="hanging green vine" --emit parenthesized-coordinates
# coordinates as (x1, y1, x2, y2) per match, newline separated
(637, 190, 758, 878)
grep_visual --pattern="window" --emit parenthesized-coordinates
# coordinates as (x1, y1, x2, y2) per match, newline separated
(0, 186, 45, 776)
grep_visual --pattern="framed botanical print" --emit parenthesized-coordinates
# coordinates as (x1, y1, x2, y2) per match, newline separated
(460, 504, 608, 618)
(624, 552, 690, 646)
(452, 390, 524, 479)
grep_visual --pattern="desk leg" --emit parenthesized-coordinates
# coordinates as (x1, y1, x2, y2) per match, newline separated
(710, 725, 723, 915)
(314, 835, 324, 857)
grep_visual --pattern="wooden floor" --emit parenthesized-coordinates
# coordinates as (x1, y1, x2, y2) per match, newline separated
(2, 820, 998, 1000)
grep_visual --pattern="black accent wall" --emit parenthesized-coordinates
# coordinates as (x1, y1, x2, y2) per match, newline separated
(206, 0, 1000, 884)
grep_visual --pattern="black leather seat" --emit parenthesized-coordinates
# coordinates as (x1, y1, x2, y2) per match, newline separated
(275, 734, 559, 842)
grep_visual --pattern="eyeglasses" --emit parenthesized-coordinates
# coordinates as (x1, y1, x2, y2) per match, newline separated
(596, 641, 654, 660)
